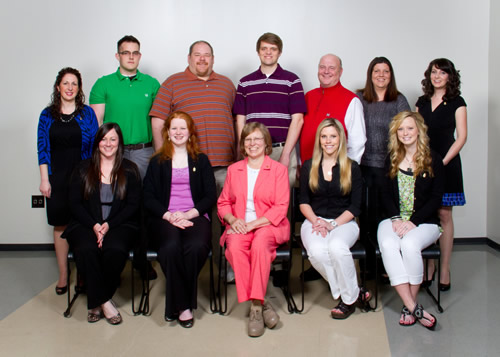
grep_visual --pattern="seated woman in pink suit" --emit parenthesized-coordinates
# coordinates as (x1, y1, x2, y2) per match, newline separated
(217, 122, 290, 338)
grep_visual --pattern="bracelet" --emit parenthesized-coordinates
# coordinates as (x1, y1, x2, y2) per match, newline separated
(390, 215, 402, 222)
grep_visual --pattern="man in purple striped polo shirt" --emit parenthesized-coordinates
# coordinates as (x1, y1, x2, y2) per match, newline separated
(234, 32, 306, 185)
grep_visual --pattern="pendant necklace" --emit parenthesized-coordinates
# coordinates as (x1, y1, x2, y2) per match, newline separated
(404, 156, 414, 173)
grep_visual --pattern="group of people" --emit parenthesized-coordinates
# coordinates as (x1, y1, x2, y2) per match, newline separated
(37, 32, 467, 336)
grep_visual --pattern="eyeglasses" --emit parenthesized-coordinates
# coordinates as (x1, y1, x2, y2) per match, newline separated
(119, 51, 141, 57)
(244, 137, 265, 144)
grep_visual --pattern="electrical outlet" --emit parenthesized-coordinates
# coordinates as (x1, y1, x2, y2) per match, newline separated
(32, 195, 45, 208)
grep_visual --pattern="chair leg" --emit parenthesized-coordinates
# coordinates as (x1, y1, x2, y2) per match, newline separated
(220, 247, 228, 314)
(437, 255, 442, 312)
(282, 259, 297, 314)
(209, 251, 219, 313)
(374, 253, 379, 310)
(131, 255, 143, 315)
(423, 257, 444, 313)
(294, 252, 305, 313)
(63, 257, 80, 318)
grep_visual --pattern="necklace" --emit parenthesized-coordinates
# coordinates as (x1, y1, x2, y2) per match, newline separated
(404, 156, 414, 172)
(60, 111, 77, 123)
(322, 161, 335, 176)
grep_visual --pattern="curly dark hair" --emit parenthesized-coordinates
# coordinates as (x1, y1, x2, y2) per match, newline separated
(358, 56, 401, 103)
(421, 58, 461, 101)
(49, 67, 85, 119)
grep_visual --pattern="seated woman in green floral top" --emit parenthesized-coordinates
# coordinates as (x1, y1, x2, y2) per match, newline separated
(377, 111, 444, 331)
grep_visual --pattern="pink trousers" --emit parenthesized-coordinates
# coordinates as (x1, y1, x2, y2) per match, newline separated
(225, 227, 279, 303)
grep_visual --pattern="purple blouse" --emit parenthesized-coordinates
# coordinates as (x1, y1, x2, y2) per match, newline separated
(168, 167, 209, 220)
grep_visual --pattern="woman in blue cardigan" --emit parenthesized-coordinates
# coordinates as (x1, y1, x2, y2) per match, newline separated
(37, 67, 98, 295)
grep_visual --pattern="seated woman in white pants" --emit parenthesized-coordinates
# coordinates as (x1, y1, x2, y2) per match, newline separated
(378, 111, 444, 330)
(299, 118, 370, 320)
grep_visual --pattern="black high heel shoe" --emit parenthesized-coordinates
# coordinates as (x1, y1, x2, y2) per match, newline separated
(55, 285, 67, 295)
(439, 273, 451, 291)
(421, 269, 436, 288)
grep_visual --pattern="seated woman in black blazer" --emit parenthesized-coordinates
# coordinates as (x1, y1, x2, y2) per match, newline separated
(143, 111, 216, 328)
(64, 122, 142, 325)
(377, 111, 444, 330)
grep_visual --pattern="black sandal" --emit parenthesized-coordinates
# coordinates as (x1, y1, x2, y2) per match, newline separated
(331, 301, 356, 320)
(356, 287, 373, 311)
(399, 306, 416, 326)
(412, 304, 437, 331)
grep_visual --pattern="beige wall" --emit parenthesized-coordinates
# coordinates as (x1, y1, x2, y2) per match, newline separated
(0, 0, 491, 243)
(488, 0, 500, 244)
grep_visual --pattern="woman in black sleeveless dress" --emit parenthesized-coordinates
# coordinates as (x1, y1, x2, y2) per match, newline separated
(416, 58, 467, 291)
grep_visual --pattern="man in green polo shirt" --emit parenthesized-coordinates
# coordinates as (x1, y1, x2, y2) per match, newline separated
(90, 35, 160, 179)
(90, 35, 160, 281)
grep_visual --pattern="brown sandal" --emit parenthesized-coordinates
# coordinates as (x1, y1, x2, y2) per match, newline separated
(104, 300, 122, 325)
(87, 308, 102, 323)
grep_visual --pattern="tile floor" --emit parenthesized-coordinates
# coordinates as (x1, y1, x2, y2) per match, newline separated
(0, 244, 498, 357)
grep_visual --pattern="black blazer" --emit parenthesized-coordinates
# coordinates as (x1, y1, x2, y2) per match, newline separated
(381, 150, 444, 226)
(63, 159, 142, 235)
(143, 153, 217, 219)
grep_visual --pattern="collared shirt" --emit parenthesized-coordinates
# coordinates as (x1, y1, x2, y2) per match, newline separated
(300, 82, 366, 163)
(299, 159, 362, 219)
(90, 68, 160, 145)
(233, 64, 306, 143)
(149, 68, 236, 167)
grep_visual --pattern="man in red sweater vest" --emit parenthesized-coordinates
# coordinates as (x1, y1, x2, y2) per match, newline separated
(300, 54, 366, 163)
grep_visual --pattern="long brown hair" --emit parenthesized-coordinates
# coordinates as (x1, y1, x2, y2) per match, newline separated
(83, 123, 127, 200)
(358, 57, 400, 103)
(387, 111, 433, 179)
(156, 111, 201, 161)
(49, 67, 85, 119)
(309, 119, 352, 194)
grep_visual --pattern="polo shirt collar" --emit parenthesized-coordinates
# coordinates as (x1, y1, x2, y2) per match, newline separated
(258, 63, 283, 78)
(183, 67, 219, 81)
(114, 67, 143, 81)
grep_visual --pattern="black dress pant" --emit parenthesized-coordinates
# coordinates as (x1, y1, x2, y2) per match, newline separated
(66, 225, 136, 309)
(150, 216, 211, 318)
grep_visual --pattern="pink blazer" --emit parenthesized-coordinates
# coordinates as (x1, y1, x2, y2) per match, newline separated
(217, 156, 290, 246)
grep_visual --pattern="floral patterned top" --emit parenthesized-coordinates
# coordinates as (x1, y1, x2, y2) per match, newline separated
(398, 169, 415, 221)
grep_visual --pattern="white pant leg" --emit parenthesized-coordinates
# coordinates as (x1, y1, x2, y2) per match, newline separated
(400, 224, 440, 285)
(301, 219, 360, 304)
(378, 219, 440, 286)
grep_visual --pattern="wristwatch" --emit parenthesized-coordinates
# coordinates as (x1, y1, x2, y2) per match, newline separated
(328, 219, 338, 228)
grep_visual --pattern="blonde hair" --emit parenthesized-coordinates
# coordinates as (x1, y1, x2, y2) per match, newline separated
(388, 111, 433, 178)
(309, 119, 352, 194)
